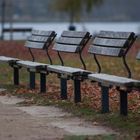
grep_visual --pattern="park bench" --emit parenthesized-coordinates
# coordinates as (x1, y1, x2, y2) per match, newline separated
(47, 31, 92, 102)
(0, 29, 56, 92)
(2, 27, 32, 40)
(88, 30, 139, 116)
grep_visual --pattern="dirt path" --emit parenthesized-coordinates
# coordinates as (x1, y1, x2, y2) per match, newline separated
(0, 95, 116, 140)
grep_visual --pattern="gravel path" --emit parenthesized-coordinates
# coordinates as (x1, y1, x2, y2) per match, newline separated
(0, 95, 116, 140)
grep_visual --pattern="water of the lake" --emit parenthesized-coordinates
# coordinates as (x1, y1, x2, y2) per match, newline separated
(1, 22, 140, 40)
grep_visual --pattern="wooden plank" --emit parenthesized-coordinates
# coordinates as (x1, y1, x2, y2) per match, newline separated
(53, 44, 80, 53)
(88, 45, 123, 56)
(25, 41, 45, 49)
(48, 65, 90, 76)
(97, 31, 134, 39)
(61, 31, 90, 38)
(57, 37, 83, 45)
(93, 37, 127, 48)
(28, 36, 49, 42)
(136, 51, 140, 60)
(32, 30, 55, 36)
(0, 56, 19, 63)
(88, 73, 140, 87)
(17, 60, 47, 69)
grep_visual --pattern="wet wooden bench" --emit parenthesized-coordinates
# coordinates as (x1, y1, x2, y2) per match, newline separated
(88, 30, 139, 116)
(0, 30, 56, 92)
(47, 31, 92, 102)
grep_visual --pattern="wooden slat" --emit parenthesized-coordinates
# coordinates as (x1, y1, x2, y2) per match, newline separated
(97, 31, 134, 39)
(48, 65, 90, 76)
(93, 37, 127, 48)
(32, 30, 55, 36)
(136, 51, 140, 60)
(53, 44, 79, 53)
(57, 37, 83, 45)
(25, 41, 45, 49)
(61, 31, 89, 38)
(48, 65, 81, 75)
(28, 36, 49, 42)
(88, 73, 140, 87)
(26, 30, 56, 49)
(88, 45, 123, 56)
(17, 60, 47, 69)
(0, 56, 19, 63)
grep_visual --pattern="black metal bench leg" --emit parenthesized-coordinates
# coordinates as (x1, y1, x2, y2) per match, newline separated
(29, 71, 35, 89)
(101, 85, 109, 113)
(60, 78, 67, 99)
(13, 67, 19, 85)
(74, 79, 81, 103)
(120, 90, 128, 116)
(40, 73, 46, 93)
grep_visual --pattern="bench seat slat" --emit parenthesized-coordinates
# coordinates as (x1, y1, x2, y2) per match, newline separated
(53, 44, 79, 53)
(48, 65, 91, 76)
(25, 41, 45, 49)
(93, 38, 127, 47)
(97, 31, 134, 39)
(57, 37, 83, 45)
(88, 73, 140, 87)
(88, 45, 123, 56)
(17, 60, 48, 69)
(0, 56, 20, 63)
(32, 30, 55, 36)
(62, 31, 89, 38)
(28, 36, 49, 42)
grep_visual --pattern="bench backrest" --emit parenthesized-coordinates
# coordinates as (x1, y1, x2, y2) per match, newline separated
(25, 29, 56, 63)
(88, 30, 137, 77)
(25, 30, 56, 49)
(53, 31, 91, 69)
